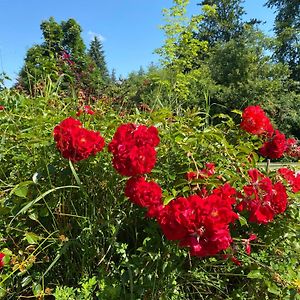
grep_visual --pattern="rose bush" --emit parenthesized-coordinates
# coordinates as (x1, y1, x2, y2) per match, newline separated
(0, 98, 299, 299)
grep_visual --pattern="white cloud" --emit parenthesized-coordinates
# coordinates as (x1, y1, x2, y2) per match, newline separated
(88, 31, 106, 42)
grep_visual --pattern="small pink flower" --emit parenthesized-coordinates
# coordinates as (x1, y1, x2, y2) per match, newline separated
(84, 105, 95, 115)
(76, 106, 95, 116)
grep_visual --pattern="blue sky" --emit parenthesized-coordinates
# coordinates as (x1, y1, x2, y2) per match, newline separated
(0, 0, 275, 85)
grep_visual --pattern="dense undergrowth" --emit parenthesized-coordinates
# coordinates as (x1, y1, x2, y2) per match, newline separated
(0, 89, 299, 299)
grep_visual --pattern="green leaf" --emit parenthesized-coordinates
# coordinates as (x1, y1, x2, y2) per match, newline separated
(171, 189, 177, 197)
(24, 232, 43, 245)
(10, 181, 33, 198)
(10, 185, 79, 224)
(267, 284, 281, 295)
(247, 270, 263, 279)
(231, 109, 242, 115)
(238, 215, 248, 227)
(0, 207, 10, 216)
(32, 282, 42, 296)
(164, 195, 174, 205)
(21, 276, 32, 287)
(0, 284, 6, 298)
(182, 186, 190, 193)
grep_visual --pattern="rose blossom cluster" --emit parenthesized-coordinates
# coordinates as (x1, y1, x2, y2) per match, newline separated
(108, 123, 160, 176)
(51, 115, 296, 260)
(237, 169, 288, 224)
(240, 105, 297, 159)
(157, 184, 238, 257)
(278, 167, 300, 193)
(108, 123, 163, 218)
(125, 176, 163, 218)
(240, 106, 274, 136)
(285, 138, 300, 159)
(53, 117, 105, 162)
(92, 118, 289, 257)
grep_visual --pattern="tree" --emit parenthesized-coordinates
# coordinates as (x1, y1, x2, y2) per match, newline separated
(61, 19, 86, 57)
(196, 0, 246, 47)
(265, 0, 300, 81)
(17, 17, 105, 98)
(88, 36, 109, 82)
(110, 69, 117, 83)
(40, 17, 63, 53)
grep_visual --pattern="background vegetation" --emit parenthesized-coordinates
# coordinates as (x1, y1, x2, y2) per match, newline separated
(0, 0, 299, 299)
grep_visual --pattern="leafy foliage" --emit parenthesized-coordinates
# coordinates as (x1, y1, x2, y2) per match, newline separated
(0, 91, 300, 299)
(1, 2, 300, 298)
(265, 0, 300, 81)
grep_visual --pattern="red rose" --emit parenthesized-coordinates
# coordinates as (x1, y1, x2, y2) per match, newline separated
(109, 123, 160, 176)
(53, 117, 105, 162)
(259, 130, 287, 159)
(53, 117, 82, 141)
(238, 169, 288, 224)
(84, 105, 95, 115)
(243, 233, 257, 255)
(278, 167, 300, 193)
(125, 176, 163, 218)
(0, 253, 5, 268)
(179, 228, 233, 257)
(285, 138, 300, 158)
(240, 105, 274, 136)
(157, 185, 238, 257)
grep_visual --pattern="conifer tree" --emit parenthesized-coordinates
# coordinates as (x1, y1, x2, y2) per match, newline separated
(88, 36, 109, 82)
(111, 68, 117, 83)
(196, 0, 246, 46)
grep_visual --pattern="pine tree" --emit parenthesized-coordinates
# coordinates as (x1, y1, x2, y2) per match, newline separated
(265, 0, 300, 81)
(196, 0, 246, 46)
(111, 68, 117, 83)
(138, 66, 145, 76)
(88, 36, 109, 82)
